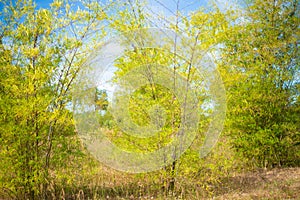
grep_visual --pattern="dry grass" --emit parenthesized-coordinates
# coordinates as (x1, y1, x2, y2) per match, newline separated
(212, 167, 300, 200)
(53, 166, 300, 199)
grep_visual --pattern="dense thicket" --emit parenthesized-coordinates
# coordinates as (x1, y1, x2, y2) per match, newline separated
(219, 0, 300, 168)
(0, 0, 299, 199)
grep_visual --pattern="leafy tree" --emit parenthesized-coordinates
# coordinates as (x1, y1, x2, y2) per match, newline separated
(219, 0, 300, 168)
(104, 1, 230, 195)
(0, 0, 109, 198)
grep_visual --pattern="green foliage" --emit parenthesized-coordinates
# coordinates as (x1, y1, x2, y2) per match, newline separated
(1, 0, 299, 199)
(107, 4, 229, 194)
(218, 0, 300, 168)
(0, 0, 108, 198)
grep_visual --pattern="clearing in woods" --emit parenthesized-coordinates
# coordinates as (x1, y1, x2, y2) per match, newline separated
(213, 167, 300, 199)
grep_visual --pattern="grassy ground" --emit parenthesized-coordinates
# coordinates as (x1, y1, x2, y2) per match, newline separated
(1, 165, 299, 199)
(212, 167, 300, 200)
(53, 167, 300, 200)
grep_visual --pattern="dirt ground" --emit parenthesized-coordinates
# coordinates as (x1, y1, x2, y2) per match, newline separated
(213, 167, 300, 200)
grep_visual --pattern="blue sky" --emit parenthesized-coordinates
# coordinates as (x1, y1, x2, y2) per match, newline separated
(21, 0, 212, 14)
(32, 0, 209, 10)
(31, 0, 242, 12)
(34, 0, 52, 8)
(1, 0, 242, 19)
(1, 0, 234, 42)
